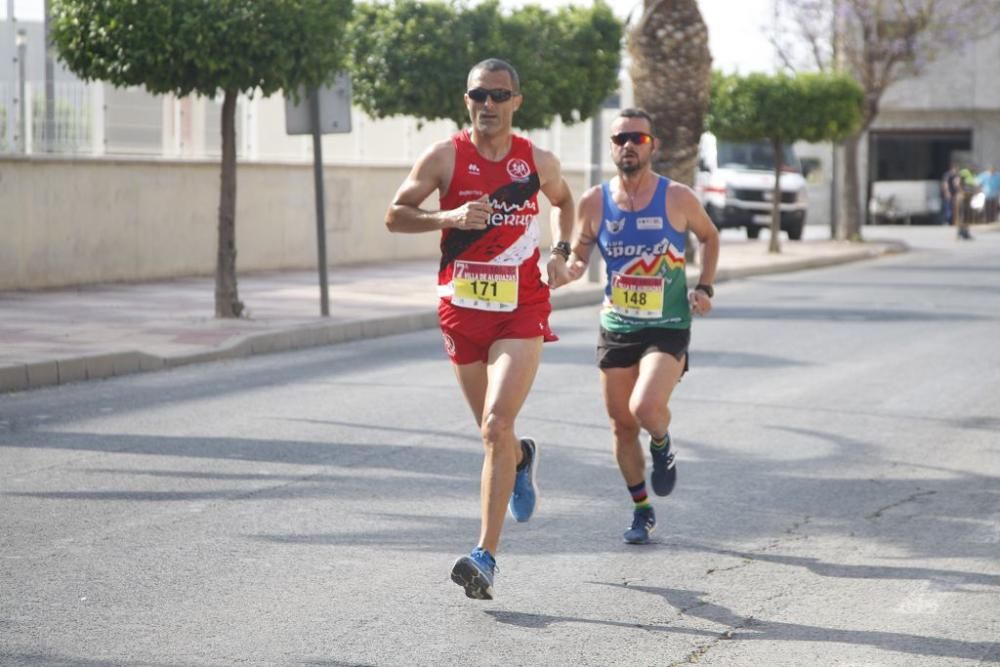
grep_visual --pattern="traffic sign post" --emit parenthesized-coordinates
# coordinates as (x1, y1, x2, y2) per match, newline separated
(285, 74, 352, 316)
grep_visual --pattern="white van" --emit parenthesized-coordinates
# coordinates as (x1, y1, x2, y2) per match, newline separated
(696, 132, 809, 240)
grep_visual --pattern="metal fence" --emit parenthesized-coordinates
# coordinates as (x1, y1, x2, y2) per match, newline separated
(0, 84, 7, 153)
(0, 79, 603, 170)
(32, 80, 92, 153)
(0, 80, 14, 152)
(2, 79, 96, 154)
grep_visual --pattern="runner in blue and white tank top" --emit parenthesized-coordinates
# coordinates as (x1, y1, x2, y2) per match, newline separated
(598, 174, 692, 333)
(551, 107, 720, 545)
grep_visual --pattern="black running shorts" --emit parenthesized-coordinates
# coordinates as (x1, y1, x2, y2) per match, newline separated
(596, 326, 691, 372)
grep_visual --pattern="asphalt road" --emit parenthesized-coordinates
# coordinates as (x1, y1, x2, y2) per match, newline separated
(1, 226, 998, 666)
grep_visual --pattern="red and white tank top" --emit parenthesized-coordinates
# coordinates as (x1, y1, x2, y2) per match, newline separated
(437, 130, 547, 312)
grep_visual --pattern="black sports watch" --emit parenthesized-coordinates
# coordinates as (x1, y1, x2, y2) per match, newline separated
(695, 283, 714, 298)
(551, 241, 571, 260)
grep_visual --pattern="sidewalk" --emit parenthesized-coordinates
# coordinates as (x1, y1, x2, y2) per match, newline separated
(0, 237, 904, 393)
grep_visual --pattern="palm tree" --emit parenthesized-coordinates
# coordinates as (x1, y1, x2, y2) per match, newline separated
(628, 0, 712, 260)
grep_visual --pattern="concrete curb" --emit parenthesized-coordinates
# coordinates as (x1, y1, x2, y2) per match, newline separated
(0, 312, 442, 394)
(0, 241, 906, 394)
(713, 240, 909, 283)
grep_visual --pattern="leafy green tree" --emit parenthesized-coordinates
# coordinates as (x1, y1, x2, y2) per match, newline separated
(539, 2, 621, 126)
(708, 71, 863, 253)
(350, 0, 469, 127)
(50, 0, 353, 318)
(349, 0, 622, 129)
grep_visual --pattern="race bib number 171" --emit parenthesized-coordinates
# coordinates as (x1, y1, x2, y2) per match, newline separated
(452, 260, 519, 312)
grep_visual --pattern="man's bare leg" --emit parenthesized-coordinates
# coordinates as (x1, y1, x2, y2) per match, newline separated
(601, 366, 643, 486)
(631, 351, 686, 441)
(474, 337, 541, 554)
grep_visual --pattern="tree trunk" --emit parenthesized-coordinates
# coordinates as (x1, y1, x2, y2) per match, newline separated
(770, 139, 783, 254)
(628, 0, 712, 263)
(215, 88, 243, 318)
(841, 130, 863, 242)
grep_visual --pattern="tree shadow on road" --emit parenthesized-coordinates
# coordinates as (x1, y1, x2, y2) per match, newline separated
(0, 653, 203, 667)
(0, 653, 382, 667)
(671, 541, 1000, 591)
(487, 583, 1000, 663)
(710, 305, 989, 323)
(541, 341, 811, 369)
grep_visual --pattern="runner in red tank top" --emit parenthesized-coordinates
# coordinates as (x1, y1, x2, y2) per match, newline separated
(438, 129, 550, 310)
(386, 58, 575, 600)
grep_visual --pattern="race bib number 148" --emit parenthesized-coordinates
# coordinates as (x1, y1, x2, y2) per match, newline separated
(610, 272, 664, 319)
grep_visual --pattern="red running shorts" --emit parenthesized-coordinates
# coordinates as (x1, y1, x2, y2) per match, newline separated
(438, 299, 558, 365)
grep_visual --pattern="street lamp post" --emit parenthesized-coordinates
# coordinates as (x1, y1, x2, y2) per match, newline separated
(15, 27, 27, 153)
(44, 0, 55, 152)
(5, 0, 16, 150)
(587, 105, 603, 283)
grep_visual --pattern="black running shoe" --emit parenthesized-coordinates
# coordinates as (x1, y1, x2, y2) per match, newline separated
(649, 437, 677, 496)
(624, 506, 656, 544)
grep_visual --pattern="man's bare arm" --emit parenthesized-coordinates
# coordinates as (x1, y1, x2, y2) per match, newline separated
(671, 183, 719, 316)
(565, 185, 603, 282)
(535, 146, 577, 287)
(385, 142, 490, 234)
(683, 187, 720, 288)
(535, 147, 574, 246)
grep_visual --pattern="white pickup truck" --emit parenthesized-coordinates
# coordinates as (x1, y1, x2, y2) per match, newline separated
(696, 132, 809, 240)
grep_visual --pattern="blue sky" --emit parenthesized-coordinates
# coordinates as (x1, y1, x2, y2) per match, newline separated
(5, 0, 777, 74)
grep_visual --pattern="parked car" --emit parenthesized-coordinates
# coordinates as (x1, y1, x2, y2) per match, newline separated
(696, 132, 809, 240)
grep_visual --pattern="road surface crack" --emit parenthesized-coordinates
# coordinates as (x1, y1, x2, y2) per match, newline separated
(865, 489, 936, 520)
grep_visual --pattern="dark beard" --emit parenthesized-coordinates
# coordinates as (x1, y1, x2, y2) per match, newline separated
(615, 156, 642, 175)
(619, 162, 640, 175)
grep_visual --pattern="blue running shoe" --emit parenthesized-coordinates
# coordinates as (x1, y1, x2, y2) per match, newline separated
(508, 438, 539, 522)
(649, 436, 677, 496)
(450, 547, 497, 600)
(623, 506, 656, 544)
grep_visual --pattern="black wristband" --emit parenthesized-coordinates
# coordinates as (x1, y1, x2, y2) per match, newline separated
(695, 283, 714, 298)
(551, 241, 571, 259)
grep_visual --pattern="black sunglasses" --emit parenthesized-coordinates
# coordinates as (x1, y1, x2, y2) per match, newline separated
(467, 88, 515, 103)
(610, 132, 654, 146)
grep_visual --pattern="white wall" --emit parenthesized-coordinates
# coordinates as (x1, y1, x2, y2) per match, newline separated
(882, 33, 1000, 113)
(0, 156, 596, 290)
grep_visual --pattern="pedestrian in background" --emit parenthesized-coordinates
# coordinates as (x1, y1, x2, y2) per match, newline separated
(942, 163, 973, 239)
(385, 58, 575, 599)
(976, 165, 999, 222)
(958, 165, 977, 239)
(941, 163, 960, 227)
(552, 108, 720, 544)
